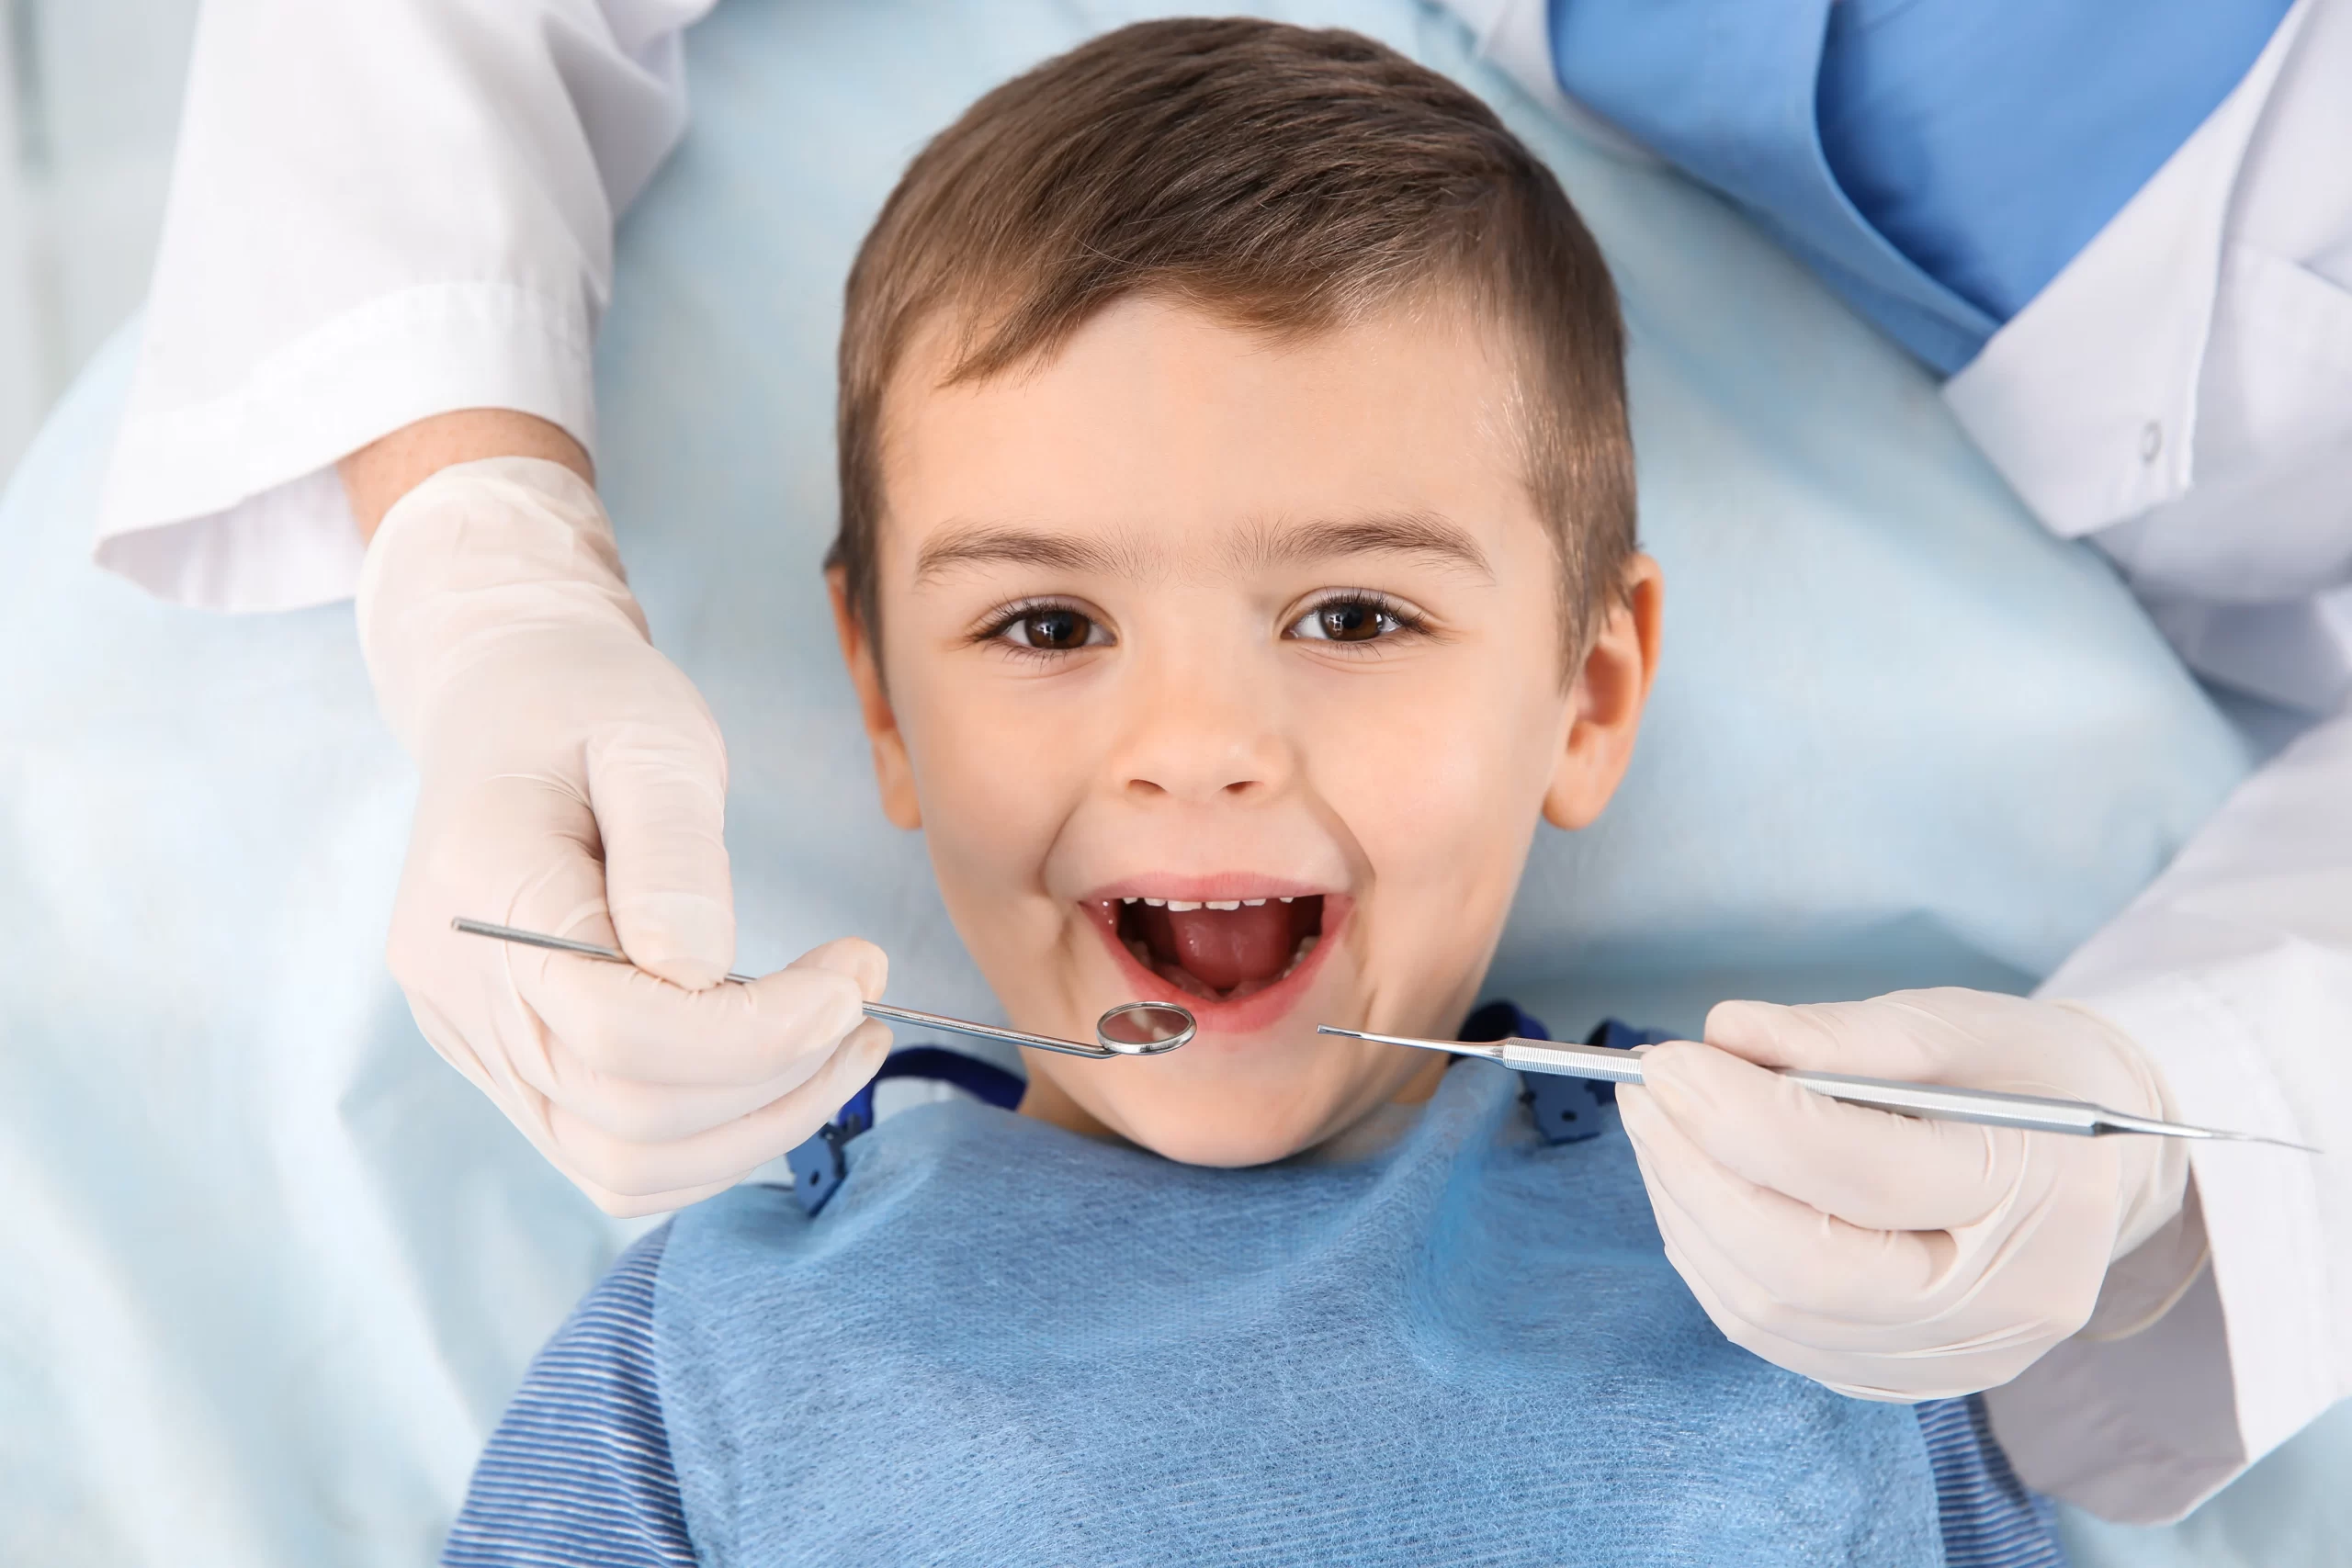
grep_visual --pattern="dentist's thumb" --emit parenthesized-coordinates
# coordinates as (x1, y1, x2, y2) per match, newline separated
(592, 695, 739, 990)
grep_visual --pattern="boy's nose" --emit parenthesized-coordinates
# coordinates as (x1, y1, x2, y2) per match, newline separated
(1122, 747, 1277, 803)
(1110, 664, 1294, 805)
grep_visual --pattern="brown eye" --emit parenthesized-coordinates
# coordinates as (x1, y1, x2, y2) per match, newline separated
(1317, 603, 1381, 641)
(1001, 606, 1103, 649)
(1023, 609, 1088, 648)
(1290, 596, 1408, 644)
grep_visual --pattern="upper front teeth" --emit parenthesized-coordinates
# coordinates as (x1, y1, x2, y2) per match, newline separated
(1121, 893, 1304, 908)
(1166, 900, 1202, 912)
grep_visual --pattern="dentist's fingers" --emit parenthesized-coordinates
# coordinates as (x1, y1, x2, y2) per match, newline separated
(525, 950, 869, 1089)
(561, 1170, 738, 1222)
(1645, 1192, 2002, 1403)
(1705, 996, 1953, 1077)
(403, 964, 763, 1215)
(1619, 1084, 1957, 1322)
(509, 937, 892, 1135)
(1627, 987, 2171, 1404)
(1646, 1174, 1930, 1370)
(520, 1050, 868, 1144)
(363, 459, 905, 1214)
(1626, 1081, 2109, 1342)
(789, 936, 888, 1002)
(387, 762, 608, 1010)
(590, 684, 740, 990)
(560, 1168, 744, 1221)
(1634, 1039, 2024, 1234)
(1705, 990, 2112, 1101)
(540, 1018, 893, 1208)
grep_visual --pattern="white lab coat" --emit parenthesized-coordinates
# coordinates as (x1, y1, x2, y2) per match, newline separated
(1465, 0, 2352, 1523)
(96, 0, 2352, 1526)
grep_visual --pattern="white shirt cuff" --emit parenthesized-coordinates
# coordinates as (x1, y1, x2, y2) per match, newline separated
(1991, 960, 2346, 1520)
(94, 282, 596, 612)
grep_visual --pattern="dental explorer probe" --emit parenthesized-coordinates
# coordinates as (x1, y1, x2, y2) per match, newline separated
(453, 919, 1194, 1058)
(1316, 1025, 2319, 1150)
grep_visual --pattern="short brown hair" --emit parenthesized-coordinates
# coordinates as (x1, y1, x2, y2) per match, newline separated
(832, 18, 1633, 643)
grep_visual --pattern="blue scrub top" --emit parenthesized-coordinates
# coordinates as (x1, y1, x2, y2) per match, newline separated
(1548, 0, 2292, 371)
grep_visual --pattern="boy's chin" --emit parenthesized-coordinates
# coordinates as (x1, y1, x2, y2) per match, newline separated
(1097, 1088, 1363, 1169)
(1124, 1120, 1322, 1168)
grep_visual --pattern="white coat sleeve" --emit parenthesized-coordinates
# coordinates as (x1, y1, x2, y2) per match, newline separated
(1965, 0, 2352, 1523)
(94, 0, 715, 612)
(1984, 705, 2352, 1523)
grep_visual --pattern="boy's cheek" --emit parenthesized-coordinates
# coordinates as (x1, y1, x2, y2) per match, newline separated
(1311, 716, 1565, 1006)
(1311, 705, 1556, 883)
(897, 679, 1075, 829)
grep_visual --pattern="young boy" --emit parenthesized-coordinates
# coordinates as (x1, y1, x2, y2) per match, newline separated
(443, 21, 2058, 1566)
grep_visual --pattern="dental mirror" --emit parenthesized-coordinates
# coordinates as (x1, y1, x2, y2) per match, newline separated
(1092, 999, 1198, 1055)
(453, 918, 1194, 1061)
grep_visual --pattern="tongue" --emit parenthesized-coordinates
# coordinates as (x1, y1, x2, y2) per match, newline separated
(1145, 902, 1297, 992)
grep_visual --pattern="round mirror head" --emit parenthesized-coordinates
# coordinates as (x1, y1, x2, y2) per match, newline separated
(1094, 1000, 1196, 1055)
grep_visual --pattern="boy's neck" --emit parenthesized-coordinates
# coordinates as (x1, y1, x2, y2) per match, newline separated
(1015, 1069, 1114, 1140)
(1016, 1050, 1453, 1152)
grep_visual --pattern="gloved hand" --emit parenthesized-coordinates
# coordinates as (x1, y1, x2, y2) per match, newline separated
(356, 457, 891, 1215)
(1616, 987, 2193, 1402)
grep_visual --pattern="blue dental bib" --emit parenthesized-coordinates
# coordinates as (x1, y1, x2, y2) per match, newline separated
(652, 1060, 1943, 1566)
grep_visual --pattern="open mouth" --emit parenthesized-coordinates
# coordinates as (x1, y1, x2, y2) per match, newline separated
(1096, 893, 1330, 1004)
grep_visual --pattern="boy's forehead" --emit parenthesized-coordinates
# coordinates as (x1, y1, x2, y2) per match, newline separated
(878, 296, 1544, 574)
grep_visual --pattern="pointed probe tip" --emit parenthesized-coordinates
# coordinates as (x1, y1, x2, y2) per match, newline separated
(2195, 1125, 2323, 1155)
(2246, 1133, 2324, 1155)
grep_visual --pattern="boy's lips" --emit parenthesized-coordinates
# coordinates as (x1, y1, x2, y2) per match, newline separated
(1081, 886, 1349, 1038)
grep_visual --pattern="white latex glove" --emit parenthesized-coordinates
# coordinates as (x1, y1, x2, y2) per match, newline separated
(1617, 987, 2195, 1402)
(356, 457, 891, 1215)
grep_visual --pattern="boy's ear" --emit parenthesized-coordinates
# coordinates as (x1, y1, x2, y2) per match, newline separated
(1543, 552, 1663, 832)
(826, 566, 922, 830)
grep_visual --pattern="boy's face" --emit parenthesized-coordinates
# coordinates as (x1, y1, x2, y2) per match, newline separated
(834, 296, 1658, 1166)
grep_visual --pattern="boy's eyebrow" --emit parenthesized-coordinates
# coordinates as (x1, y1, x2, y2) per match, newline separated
(1237, 514, 1494, 579)
(910, 512, 1494, 583)
(913, 525, 1131, 582)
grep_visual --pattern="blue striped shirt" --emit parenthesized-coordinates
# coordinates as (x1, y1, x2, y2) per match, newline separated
(445, 1226, 2062, 1566)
